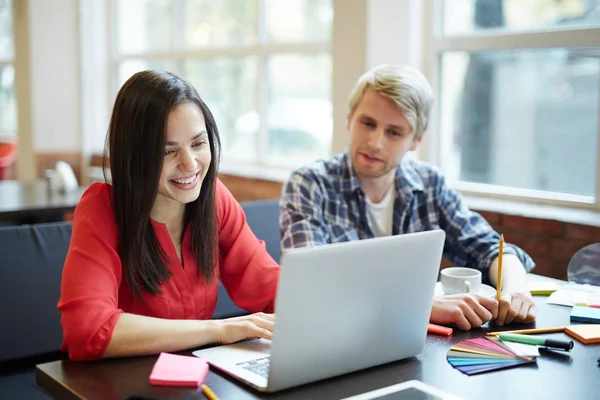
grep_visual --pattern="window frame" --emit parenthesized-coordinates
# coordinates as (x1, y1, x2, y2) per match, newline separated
(0, 0, 15, 139)
(0, 60, 14, 140)
(421, 0, 600, 210)
(106, 0, 332, 174)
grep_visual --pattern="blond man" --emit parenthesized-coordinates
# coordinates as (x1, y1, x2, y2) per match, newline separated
(280, 64, 536, 330)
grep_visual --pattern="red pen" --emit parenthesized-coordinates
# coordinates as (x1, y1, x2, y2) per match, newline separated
(428, 323, 453, 336)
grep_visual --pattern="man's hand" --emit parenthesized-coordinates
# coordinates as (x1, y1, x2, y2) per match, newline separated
(430, 294, 499, 331)
(495, 291, 537, 326)
(488, 253, 537, 326)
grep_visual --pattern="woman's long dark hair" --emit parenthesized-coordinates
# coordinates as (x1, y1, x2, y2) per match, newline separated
(103, 70, 221, 299)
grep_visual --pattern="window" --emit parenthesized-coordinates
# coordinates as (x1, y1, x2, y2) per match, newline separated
(0, 0, 16, 139)
(110, 0, 333, 171)
(430, 0, 600, 207)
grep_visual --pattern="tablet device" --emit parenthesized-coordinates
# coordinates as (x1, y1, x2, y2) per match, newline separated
(340, 380, 465, 400)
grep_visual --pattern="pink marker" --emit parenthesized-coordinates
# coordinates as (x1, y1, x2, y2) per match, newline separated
(428, 323, 453, 336)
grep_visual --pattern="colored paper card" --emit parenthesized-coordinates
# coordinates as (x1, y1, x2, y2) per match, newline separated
(447, 350, 504, 360)
(448, 358, 522, 367)
(528, 281, 560, 296)
(449, 347, 513, 358)
(485, 336, 515, 353)
(447, 337, 537, 376)
(467, 338, 517, 355)
(451, 339, 516, 358)
(500, 341, 540, 357)
(449, 345, 509, 358)
(487, 336, 540, 357)
(565, 324, 600, 344)
(570, 306, 600, 323)
(149, 352, 209, 387)
(457, 359, 534, 376)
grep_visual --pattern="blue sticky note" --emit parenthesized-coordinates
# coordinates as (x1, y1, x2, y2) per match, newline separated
(570, 305, 600, 323)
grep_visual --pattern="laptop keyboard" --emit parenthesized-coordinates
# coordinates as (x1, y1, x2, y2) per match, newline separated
(236, 356, 270, 378)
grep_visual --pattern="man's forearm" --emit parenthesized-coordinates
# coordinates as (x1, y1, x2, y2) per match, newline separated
(489, 254, 529, 294)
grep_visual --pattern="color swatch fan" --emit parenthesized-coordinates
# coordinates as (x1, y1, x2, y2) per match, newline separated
(447, 338, 536, 375)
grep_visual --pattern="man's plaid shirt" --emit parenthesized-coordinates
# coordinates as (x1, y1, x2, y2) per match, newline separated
(279, 151, 535, 283)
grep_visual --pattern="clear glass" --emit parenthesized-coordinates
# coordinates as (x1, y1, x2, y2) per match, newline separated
(182, 0, 257, 48)
(443, 0, 600, 35)
(439, 47, 600, 197)
(183, 57, 258, 163)
(0, 0, 13, 59)
(0, 64, 17, 137)
(265, 53, 332, 166)
(264, 0, 333, 42)
(116, 60, 176, 89)
(116, 0, 172, 53)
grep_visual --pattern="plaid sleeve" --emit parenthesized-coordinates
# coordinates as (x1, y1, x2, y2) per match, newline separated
(434, 173, 535, 283)
(279, 171, 331, 254)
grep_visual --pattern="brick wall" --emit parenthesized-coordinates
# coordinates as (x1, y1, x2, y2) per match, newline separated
(219, 174, 600, 281)
(218, 174, 283, 202)
(478, 211, 600, 280)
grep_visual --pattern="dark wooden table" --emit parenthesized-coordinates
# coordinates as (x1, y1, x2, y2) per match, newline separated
(36, 295, 600, 400)
(0, 180, 85, 225)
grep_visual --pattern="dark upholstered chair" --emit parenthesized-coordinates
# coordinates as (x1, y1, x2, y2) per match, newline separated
(241, 199, 281, 263)
(0, 222, 72, 399)
(212, 199, 282, 319)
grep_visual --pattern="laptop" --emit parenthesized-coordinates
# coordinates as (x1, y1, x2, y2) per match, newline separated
(193, 229, 445, 393)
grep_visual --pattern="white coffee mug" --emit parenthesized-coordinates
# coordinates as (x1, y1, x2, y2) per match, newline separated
(440, 267, 482, 295)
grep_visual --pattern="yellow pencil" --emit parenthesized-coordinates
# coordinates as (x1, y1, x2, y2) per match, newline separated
(496, 234, 504, 302)
(202, 384, 220, 400)
(486, 327, 565, 336)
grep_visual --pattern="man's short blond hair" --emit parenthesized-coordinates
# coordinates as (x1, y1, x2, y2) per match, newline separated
(348, 64, 434, 139)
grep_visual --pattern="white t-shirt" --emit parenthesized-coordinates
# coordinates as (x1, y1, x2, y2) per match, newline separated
(365, 186, 395, 238)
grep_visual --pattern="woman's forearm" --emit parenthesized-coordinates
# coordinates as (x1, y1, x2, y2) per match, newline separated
(102, 313, 222, 358)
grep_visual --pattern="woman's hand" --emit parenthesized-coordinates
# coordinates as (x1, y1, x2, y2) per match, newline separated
(217, 312, 275, 344)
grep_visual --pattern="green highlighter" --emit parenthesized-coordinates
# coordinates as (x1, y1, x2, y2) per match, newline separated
(498, 333, 574, 351)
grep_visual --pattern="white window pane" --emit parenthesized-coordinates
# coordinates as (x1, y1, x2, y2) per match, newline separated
(182, 0, 257, 48)
(443, 0, 600, 35)
(265, 53, 332, 166)
(439, 48, 600, 197)
(0, 0, 13, 59)
(0, 64, 16, 136)
(264, 0, 332, 43)
(116, 60, 177, 89)
(183, 57, 258, 163)
(116, 0, 172, 53)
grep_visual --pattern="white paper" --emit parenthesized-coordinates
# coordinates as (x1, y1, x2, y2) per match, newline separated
(502, 340, 540, 357)
(546, 282, 600, 307)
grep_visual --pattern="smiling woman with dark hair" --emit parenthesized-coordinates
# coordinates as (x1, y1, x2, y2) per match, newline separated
(58, 70, 279, 361)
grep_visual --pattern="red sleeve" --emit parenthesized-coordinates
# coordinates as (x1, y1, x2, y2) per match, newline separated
(216, 179, 280, 313)
(57, 183, 124, 361)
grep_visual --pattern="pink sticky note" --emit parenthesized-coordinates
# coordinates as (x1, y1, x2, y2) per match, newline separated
(149, 352, 209, 387)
